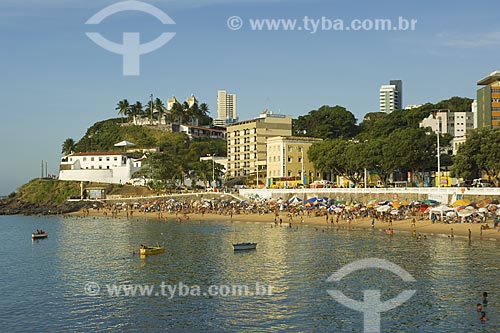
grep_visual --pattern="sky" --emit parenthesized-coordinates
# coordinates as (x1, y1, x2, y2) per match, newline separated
(1, 0, 499, 195)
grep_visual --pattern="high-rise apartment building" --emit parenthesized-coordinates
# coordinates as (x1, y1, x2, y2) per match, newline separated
(477, 71, 500, 128)
(380, 80, 402, 113)
(226, 110, 292, 185)
(215, 90, 237, 126)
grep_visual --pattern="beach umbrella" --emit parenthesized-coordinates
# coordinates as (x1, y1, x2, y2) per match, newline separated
(391, 202, 401, 208)
(488, 204, 498, 211)
(423, 199, 439, 206)
(367, 199, 377, 205)
(304, 197, 318, 205)
(288, 196, 302, 204)
(458, 210, 473, 217)
(477, 198, 493, 208)
(376, 205, 391, 212)
(478, 207, 488, 213)
(452, 199, 471, 207)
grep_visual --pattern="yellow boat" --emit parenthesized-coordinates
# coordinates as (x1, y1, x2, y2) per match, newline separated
(139, 246, 165, 255)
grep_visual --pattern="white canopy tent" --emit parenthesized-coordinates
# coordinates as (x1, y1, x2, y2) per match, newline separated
(429, 205, 455, 221)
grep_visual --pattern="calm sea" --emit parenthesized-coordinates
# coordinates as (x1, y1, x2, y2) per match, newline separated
(0, 215, 498, 332)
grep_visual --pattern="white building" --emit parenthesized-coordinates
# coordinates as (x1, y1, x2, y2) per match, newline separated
(58, 152, 144, 185)
(215, 90, 237, 126)
(419, 109, 476, 154)
(380, 80, 402, 113)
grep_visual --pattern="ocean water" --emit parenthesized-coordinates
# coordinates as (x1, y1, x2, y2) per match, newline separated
(0, 215, 498, 332)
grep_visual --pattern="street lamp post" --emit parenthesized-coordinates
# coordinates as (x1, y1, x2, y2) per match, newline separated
(433, 111, 441, 189)
(301, 148, 305, 185)
(437, 125, 440, 189)
(207, 154, 216, 188)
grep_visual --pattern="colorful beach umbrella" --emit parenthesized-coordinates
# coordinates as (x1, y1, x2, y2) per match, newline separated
(452, 199, 471, 207)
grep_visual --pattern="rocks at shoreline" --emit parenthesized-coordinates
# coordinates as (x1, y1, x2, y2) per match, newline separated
(0, 199, 87, 216)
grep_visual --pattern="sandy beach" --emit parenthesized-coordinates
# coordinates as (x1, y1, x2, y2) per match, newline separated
(69, 208, 500, 242)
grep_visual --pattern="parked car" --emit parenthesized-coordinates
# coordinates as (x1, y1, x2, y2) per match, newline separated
(472, 179, 493, 187)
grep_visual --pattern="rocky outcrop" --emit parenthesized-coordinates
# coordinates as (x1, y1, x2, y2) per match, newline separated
(0, 199, 88, 215)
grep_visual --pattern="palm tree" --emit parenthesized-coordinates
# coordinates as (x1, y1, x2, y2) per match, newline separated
(199, 103, 209, 117)
(130, 101, 144, 124)
(169, 101, 184, 124)
(61, 138, 76, 155)
(195, 160, 212, 189)
(115, 99, 130, 122)
(182, 101, 194, 125)
(154, 98, 166, 125)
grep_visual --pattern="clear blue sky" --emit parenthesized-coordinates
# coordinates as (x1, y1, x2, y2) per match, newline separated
(1, 0, 499, 195)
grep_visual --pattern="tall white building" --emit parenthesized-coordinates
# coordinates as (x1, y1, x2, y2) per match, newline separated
(215, 90, 237, 126)
(419, 109, 476, 154)
(380, 80, 402, 113)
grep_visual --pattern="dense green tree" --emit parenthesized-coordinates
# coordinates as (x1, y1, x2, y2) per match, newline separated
(293, 105, 358, 139)
(452, 128, 500, 185)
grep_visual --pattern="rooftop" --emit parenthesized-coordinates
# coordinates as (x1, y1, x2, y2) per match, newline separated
(477, 70, 500, 86)
(70, 152, 124, 156)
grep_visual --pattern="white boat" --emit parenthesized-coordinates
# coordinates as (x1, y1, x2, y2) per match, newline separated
(32, 231, 48, 239)
(232, 242, 257, 251)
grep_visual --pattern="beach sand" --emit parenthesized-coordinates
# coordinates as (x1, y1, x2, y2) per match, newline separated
(69, 209, 500, 242)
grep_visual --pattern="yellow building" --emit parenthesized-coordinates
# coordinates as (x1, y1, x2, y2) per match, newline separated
(266, 136, 323, 188)
(226, 110, 292, 186)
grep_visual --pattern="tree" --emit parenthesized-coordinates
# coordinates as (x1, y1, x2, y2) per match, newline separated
(293, 105, 358, 139)
(452, 128, 500, 185)
(154, 98, 166, 125)
(115, 99, 130, 122)
(61, 138, 76, 155)
(130, 101, 145, 124)
(197, 103, 212, 126)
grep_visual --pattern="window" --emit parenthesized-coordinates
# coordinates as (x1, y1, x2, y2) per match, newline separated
(91, 157, 94, 161)
(99, 157, 102, 161)
(107, 166, 110, 169)
(298, 157, 302, 163)
(288, 146, 292, 152)
(83, 157, 86, 161)
(288, 157, 292, 163)
(106, 157, 110, 161)
(114, 157, 118, 161)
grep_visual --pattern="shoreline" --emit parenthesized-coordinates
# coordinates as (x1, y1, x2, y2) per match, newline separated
(68, 209, 500, 242)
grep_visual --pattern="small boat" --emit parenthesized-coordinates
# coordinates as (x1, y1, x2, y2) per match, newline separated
(232, 242, 257, 251)
(139, 246, 165, 255)
(32, 231, 48, 239)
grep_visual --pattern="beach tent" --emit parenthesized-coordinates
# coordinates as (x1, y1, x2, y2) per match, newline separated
(429, 205, 454, 221)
